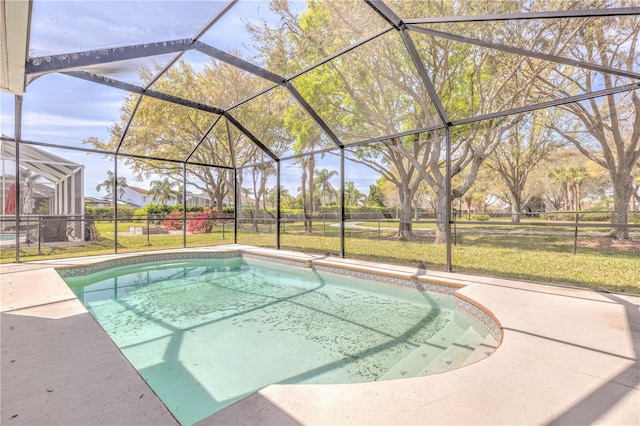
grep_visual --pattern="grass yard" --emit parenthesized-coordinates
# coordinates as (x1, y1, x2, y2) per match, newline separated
(2, 219, 638, 294)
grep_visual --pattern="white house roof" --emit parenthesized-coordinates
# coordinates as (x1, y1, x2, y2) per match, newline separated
(126, 186, 148, 195)
(1, 142, 83, 184)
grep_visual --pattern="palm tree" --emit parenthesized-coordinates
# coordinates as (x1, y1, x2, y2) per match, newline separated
(567, 167, 589, 211)
(314, 168, 338, 207)
(19, 168, 42, 182)
(96, 170, 128, 199)
(297, 157, 310, 232)
(266, 186, 291, 208)
(148, 178, 179, 205)
(175, 184, 185, 205)
(344, 181, 364, 206)
(240, 187, 252, 217)
(549, 167, 571, 210)
(241, 187, 251, 199)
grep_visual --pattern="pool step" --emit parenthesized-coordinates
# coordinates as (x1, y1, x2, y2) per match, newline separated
(461, 333, 499, 367)
(377, 323, 466, 381)
(419, 327, 485, 376)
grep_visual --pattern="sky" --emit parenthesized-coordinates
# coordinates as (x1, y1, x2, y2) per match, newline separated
(1, 0, 393, 203)
(0, 0, 385, 200)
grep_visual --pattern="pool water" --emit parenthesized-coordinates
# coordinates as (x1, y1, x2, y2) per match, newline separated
(0, 233, 25, 242)
(65, 257, 483, 425)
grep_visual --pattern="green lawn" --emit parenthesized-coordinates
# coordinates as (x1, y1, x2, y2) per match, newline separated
(2, 220, 638, 295)
(355, 220, 616, 233)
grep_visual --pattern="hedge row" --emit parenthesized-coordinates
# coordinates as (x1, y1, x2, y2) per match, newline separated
(85, 204, 235, 218)
(541, 210, 640, 223)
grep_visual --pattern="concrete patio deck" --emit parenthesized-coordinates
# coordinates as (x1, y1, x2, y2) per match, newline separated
(1, 245, 638, 425)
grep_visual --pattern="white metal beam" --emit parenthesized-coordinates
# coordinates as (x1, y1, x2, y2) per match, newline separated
(0, 0, 31, 95)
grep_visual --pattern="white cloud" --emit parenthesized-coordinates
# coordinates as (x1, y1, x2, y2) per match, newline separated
(23, 112, 113, 129)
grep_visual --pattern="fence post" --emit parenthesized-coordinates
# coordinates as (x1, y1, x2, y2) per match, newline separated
(573, 212, 579, 255)
(147, 214, 150, 246)
(453, 215, 457, 246)
(38, 218, 42, 255)
(378, 212, 381, 241)
(323, 213, 326, 237)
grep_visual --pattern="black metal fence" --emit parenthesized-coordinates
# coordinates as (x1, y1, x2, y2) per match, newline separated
(1, 210, 638, 266)
(0, 213, 235, 261)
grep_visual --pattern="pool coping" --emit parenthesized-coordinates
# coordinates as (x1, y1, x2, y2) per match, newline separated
(1, 245, 639, 425)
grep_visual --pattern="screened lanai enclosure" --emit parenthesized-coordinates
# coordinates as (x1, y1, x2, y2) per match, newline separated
(1, 0, 639, 292)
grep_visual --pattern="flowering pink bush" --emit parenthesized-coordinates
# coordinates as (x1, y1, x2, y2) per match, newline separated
(164, 211, 183, 230)
(188, 209, 216, 233)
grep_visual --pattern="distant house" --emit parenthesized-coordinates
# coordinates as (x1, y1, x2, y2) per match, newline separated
(85, 196, 135, 208)
(84, 196, 111, 208)
(120, 186, 150, 208)
(185, 192, 211, 208)
(119, 186, 213, 209)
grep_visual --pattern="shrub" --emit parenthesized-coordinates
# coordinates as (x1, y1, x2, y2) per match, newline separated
(85, 205, 134, 219)
(188, 209, 217, 233)
(540, 212, 578, 222)
(164, 211, 183, 230)
(581, 207, 611, 222)
(317, 205, 392, 219)
(280, 208, 304, 218)
(144, 204, 178, 216)
(132, 209, 146, 220)
(541, 209, 612, 222)
(469, 214, 491, 221)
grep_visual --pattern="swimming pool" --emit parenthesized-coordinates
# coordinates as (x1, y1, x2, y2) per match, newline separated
(62, 253, 499, 425)
(0, 232, 26, 243)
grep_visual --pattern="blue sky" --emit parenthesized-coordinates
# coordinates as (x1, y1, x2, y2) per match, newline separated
(1, 0, 384, 200)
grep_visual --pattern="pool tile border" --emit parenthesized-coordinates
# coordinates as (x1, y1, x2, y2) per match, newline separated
(54, 249, 502, 341)
(242, 253, 311, 269)
(311, 264, 456, 295)
(456, 295, 502, 340)
(56, 251, 241, 278)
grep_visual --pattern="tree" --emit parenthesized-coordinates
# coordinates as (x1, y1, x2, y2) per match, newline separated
(297, 157, 310, 232)
(471, 193, 488, 214)
(488, 113, 562, 221)
(96, 170, 127, 199)
(259, 0, 557, 242)
(344, 181, 364, 206)
(632, 174, 640, 211)
(314, 168, 338, 207)
(86, 58, 291, 216)
(538, 4, 640, 238)
(566, 166, 590, 211)
(365, 183, 385, 207)
(148, 178, 180, 205)
(19, 168, 42, 183)
(377, 177, 401, 218)
(246, 163, 275, 232)
(549, 167, 572, 211)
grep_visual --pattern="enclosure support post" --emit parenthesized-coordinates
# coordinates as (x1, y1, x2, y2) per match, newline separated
(573, 212, 579, 255)
(340, 148, 345, 258)
(233, 167, 238, 244)
(14, 95, 23, 263)
(183, 162, 187, 248)
(445, 126, 452, 272)
(114, 155, 118, 253)
(276, 160, 281, 250)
